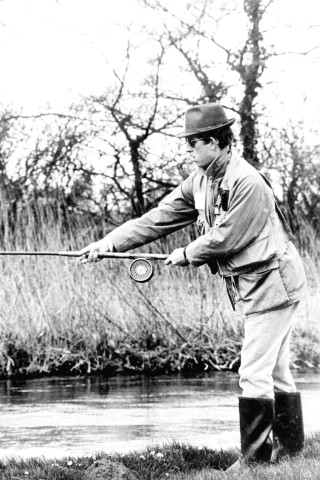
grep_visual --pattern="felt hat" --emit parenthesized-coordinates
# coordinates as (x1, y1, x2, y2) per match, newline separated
(178, 103, 235, 138)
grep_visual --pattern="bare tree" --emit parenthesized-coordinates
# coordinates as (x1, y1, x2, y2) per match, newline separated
(83, 38, 185, 217)
(233, 0, 269, 166)
(261, 119, 320, 242)
(2, 0, 319, 231)
(142, 0, 271, 166)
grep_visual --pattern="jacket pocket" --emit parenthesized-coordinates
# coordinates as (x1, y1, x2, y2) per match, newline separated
(278, 242, 307, 301)
(225, 231, 275, 271)
(236, 266, 290, 315)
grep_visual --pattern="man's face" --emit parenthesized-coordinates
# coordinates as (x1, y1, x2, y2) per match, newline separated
(186, 137, 219, 169)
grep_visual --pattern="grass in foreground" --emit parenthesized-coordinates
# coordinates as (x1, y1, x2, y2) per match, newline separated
(0, 434, 320, 480)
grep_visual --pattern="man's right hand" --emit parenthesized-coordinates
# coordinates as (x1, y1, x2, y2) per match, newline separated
(79, 238, 111, 264)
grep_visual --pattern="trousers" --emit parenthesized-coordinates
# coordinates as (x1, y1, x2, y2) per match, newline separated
(238, 302, 299, 398)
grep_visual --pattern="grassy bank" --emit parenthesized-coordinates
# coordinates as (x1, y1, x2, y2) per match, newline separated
(0, 206, 320, 379)
(1, 434, 320, 479)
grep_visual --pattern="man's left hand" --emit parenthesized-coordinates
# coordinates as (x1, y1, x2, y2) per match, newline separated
(165, 248, 189, 267)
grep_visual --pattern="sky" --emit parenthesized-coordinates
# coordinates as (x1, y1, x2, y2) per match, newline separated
(0, 0, 138, 110)
(0, 0, 319, 125)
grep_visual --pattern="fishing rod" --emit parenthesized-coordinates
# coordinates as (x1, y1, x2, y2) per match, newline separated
(0, 251, 168, 283)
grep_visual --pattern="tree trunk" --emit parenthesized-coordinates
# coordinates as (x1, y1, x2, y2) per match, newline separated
(130, 141, 145, 216)
(238, 0, 266, 167)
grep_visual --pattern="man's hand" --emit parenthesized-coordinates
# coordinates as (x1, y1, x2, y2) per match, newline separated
(165, 247, 189, 267)
(79, 238, 111, 264)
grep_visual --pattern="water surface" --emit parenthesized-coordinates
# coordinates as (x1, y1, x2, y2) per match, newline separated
(0, 372, 319, 459)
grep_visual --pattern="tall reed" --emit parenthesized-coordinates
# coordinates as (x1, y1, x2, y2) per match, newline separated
(0, 198, 319, 378)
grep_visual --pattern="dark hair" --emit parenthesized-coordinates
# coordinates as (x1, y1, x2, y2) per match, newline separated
(197, 126, 234, 149)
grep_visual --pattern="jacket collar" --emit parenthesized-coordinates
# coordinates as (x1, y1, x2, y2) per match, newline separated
(205, 146, 231, 179)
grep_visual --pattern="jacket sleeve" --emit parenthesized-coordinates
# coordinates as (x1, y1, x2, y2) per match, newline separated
(107, 173, 198, 252)
(185, 173, 274, 265)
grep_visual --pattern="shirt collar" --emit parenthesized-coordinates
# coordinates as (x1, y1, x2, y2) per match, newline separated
(205, 146, 231, 179)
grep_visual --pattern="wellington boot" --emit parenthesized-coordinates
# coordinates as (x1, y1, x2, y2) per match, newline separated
(226, 397, 274, 470)
(273, 391, 304, 455)
(239, 397, 275, 463)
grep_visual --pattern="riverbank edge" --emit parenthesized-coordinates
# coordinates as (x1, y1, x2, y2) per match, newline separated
(1, 337, 319, 381)
(1, 362, 319, 382)
(1, 434, 319, 480)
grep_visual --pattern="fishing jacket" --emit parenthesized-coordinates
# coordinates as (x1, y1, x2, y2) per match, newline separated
(107, 148, 307, 315)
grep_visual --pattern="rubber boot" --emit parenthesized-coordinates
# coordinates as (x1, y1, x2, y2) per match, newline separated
(273, 391, 304, 455)
(227, 397, 274, 471)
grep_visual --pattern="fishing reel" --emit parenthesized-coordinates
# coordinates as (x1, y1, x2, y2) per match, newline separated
(128, 258, 154, 283)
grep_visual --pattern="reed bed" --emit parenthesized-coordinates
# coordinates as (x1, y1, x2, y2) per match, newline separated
(0, 200, 319, 378)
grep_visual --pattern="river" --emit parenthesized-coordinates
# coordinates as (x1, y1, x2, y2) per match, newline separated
(0, 372, 319, 459)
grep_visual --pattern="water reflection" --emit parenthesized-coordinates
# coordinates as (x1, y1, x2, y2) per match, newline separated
(0, 372, 319, 459)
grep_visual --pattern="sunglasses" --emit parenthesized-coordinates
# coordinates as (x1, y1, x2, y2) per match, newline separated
(186, 138, 202, 148)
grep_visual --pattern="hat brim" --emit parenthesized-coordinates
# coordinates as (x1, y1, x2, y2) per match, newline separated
(177, 118, 235, 138)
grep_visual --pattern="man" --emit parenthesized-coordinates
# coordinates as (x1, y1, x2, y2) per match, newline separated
(80, 103, 307, 470)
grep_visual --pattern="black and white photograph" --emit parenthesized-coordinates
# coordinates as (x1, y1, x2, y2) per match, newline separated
(0, 1, 319, 478)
